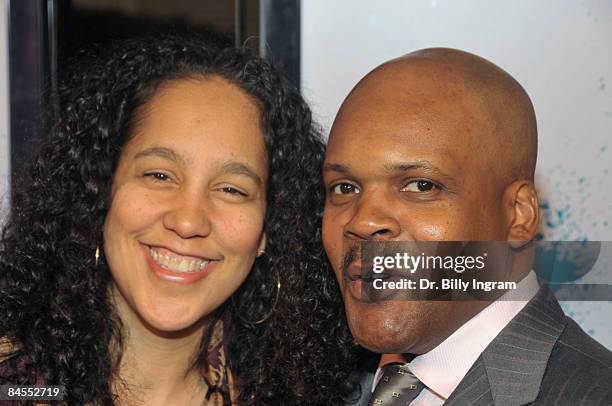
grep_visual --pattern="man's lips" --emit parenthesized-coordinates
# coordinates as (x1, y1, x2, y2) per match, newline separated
(344, 260, 361, 281)
(344, 259, 391, 283)
(343, 260, 393, 301)
(347, 278, 362, 299)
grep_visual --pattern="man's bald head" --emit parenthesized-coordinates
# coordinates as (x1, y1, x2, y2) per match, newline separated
(323, 49, 541, 353)
(339, 47, 538, 183)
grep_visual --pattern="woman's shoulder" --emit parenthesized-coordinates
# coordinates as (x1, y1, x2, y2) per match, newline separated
(0, 336, 25, 381)
(0, 338, 57, 405)
(0, 337, 21, 362)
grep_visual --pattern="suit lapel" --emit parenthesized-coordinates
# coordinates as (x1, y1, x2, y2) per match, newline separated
(447, 286, 566, 406)
(445, 356, 494, 405)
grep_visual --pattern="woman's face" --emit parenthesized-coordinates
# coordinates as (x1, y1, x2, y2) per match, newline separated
(103, 76, 268, 334)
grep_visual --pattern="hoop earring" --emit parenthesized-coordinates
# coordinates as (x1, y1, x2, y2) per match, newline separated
(95, 246, 101, 267)
(234, 268, 281, 325)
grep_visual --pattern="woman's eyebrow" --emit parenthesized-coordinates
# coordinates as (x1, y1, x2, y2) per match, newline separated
(134, 146, 186, 166)
(219, 161, 263, 186)
(134, 148, 263, 185)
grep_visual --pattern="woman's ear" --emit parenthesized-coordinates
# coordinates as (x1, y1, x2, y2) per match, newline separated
(504, 181, 540, 248)
(257, 233, 267, 257)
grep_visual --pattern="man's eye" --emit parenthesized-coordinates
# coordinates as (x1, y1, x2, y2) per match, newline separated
(402, 180, 438, 193)
(220, 187, 248, 197)
(331, 183, 360, 195)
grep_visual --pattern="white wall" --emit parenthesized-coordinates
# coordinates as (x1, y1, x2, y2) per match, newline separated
(302, 0, 612, 348)
(0, 0, 9, 225)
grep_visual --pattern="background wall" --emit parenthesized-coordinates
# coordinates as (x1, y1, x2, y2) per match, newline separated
(302, 0, 612, 348)
(0, 0, 9, 225)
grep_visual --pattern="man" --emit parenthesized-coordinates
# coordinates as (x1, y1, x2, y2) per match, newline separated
(323, 48, 612, 405)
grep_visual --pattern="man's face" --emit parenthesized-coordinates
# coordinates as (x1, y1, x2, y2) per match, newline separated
(322, 66, 510, 354)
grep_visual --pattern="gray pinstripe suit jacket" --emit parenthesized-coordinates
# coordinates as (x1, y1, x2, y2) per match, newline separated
(346, 286, 612, 406)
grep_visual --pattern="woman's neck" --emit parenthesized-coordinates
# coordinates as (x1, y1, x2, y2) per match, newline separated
(110, 286, 211, 405)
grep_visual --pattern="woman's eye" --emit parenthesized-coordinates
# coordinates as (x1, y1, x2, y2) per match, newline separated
(331, 183, 360, 195)
(402, 180, 439, 193)
(144, 172, 172, 183)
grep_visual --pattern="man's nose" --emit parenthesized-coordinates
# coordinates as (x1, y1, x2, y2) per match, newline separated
(344, 193, 401, 240)
(162, 192, 212, 239)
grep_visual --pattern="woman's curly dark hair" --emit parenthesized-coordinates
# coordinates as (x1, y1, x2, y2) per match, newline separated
(0, 34, 356, 405)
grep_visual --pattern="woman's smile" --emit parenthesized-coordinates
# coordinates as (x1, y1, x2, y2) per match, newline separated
(142, 244, 221, 284)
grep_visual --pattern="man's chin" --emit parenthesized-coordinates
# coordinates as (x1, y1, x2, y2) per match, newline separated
(350, 322, 417, 354)
(345, 300, 421, 354)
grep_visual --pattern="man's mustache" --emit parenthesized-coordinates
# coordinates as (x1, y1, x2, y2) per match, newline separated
(341, 246, 358, 276)
(341, 244, 388, 282)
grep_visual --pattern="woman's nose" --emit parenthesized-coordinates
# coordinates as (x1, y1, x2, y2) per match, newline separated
(162, 193, 212, 239)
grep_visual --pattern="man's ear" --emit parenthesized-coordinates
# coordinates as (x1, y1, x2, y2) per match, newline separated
(503, 181, 539, 248)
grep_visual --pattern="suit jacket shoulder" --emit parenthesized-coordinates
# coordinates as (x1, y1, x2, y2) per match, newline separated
(533, 316, 612, 405)
(555, 316, 612, 368)
(447, 286, 612, 406)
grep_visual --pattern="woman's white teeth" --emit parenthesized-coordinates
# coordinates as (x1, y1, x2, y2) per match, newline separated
(149, 248, 209, 273)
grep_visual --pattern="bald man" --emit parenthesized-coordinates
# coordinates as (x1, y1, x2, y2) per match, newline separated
(323, 49, 612, 406)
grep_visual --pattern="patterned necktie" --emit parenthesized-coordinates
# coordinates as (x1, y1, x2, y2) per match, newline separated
(368, 363, 425, 406)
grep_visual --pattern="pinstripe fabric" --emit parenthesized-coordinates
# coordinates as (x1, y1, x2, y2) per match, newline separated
(446, 286, 612, 405)
(346, 286, 612, 405)
(444, 358, 493, 405)
(530, 316, 612, 405)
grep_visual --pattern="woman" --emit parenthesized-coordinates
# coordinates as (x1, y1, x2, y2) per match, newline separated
(0, 35, 354, 405)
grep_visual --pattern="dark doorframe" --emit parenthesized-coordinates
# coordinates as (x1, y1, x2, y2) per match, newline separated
(260, 0, 300, 88)
(8, 0, 52, 194)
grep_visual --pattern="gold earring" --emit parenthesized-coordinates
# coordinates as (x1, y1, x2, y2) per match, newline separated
(253, 269, 280, 324)
(233, 268, 281, 325)
(95, 246, 100, 267)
